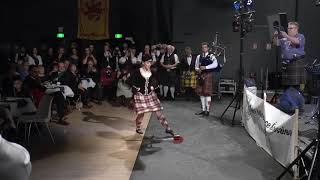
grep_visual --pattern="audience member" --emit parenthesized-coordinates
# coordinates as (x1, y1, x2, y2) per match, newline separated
(27, 47, 43, 66)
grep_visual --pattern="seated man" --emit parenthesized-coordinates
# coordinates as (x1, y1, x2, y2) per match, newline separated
(23, 66, 69, 125)
(49, 62, 67, 83)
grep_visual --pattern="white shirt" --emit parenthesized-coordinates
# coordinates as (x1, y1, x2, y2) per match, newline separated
(104, 51, 112, 58)
(160, 53, 179, 69)
(27, 54, 43, 65)
(131, 56, 139, 64)
(187, 55, 192, 66)
(0, 135, 32, 180)
(119, 56, 128, 64)
(195, 52, 218, 70)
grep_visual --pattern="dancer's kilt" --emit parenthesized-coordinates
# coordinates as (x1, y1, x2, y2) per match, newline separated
(134, 91, 162, 114)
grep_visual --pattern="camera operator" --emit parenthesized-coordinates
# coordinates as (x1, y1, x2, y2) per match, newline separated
(273, 21, 306, 88)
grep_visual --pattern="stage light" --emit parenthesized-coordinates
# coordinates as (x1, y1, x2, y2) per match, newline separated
(316, 0, 320, 6)
(115, 34, 123, 39)
(233, 1, 242, 11)
(245, 0, 253, 6)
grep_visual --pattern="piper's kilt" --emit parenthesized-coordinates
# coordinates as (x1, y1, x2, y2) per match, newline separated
(181, 71, 197, 88)
(162, 69, 177, 86)
(196, 72, 213, 96)
(134, 91, 162, 114)
(282, 59, 306, 86)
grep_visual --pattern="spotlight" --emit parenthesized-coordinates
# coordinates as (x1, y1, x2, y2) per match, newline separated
(233, 1, 242, 11)
(316, 0, 320, 6)
(245, 0, 253, 6)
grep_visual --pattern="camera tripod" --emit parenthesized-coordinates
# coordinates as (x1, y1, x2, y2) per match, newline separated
(277, 106, 320, 180)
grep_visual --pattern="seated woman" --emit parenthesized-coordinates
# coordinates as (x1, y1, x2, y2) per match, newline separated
(13, 77, 28, 97)
(63, 64, 92, 108)
(80, 59, 102, 105)
(116, 65, 132, 106)
(37, 66, 49, 83)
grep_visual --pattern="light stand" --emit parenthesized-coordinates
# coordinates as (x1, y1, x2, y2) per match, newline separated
(220, 1, 255, 126)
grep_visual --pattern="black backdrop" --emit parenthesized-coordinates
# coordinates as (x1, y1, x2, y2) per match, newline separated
(0, 0, 319, 80)
(0, 0, 173, 49)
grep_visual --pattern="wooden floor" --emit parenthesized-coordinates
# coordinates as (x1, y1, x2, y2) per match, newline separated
(29, 102, 150, 180)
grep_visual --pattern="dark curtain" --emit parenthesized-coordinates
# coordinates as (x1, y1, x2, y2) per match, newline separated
(109, 0, 173, 49)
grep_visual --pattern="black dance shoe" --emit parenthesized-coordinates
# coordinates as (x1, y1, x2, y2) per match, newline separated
(165, 129, 175, 136)
(136, 129, 143, 134)
(204, 111, 210, 116)
(195, 111, 206, 115)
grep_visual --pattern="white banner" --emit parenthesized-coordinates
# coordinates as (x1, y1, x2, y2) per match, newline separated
(242, 87, 297, 166)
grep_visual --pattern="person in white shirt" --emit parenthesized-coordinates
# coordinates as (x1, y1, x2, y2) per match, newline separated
(195, 42, 218, 116)
(160, 45, 179, 100)
(0, 135, 32, 180)
(27, 47, 43, 66)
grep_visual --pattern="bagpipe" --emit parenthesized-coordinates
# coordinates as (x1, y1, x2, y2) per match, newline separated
(305, 58, 320, 96)
(305, 58, 320, 75)
(210, 32, 227, 72)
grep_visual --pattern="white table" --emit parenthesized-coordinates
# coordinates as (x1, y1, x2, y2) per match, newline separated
(0, 97, 36, 117)
(80, 78, 96, 90)
(44, 84, 74, 98)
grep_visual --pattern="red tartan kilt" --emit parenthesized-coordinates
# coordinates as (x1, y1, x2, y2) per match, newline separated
(134, 91, 162, 114)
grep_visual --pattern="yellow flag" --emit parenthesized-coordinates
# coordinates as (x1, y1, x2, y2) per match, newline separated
(78, 0, 109, 40)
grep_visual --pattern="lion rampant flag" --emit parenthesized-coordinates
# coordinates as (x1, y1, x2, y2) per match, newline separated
(78, 0, 109, 40)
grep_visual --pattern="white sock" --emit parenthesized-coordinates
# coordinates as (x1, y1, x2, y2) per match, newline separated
(164, 86, 169, 97)
(170, 87, 175, 98)
(159, 85, 163, 96)
(206, 96, 211, 112)
(200, 96, 206, 111)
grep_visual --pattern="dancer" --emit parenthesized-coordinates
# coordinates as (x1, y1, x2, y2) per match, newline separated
(195, 42, 218, 116)
(130, 54, 174, 135)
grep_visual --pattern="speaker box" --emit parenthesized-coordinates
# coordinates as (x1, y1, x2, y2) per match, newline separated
(267, 13, 288, 41)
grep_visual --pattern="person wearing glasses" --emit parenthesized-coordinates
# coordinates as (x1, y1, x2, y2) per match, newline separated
(273, 21, 306, 88)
